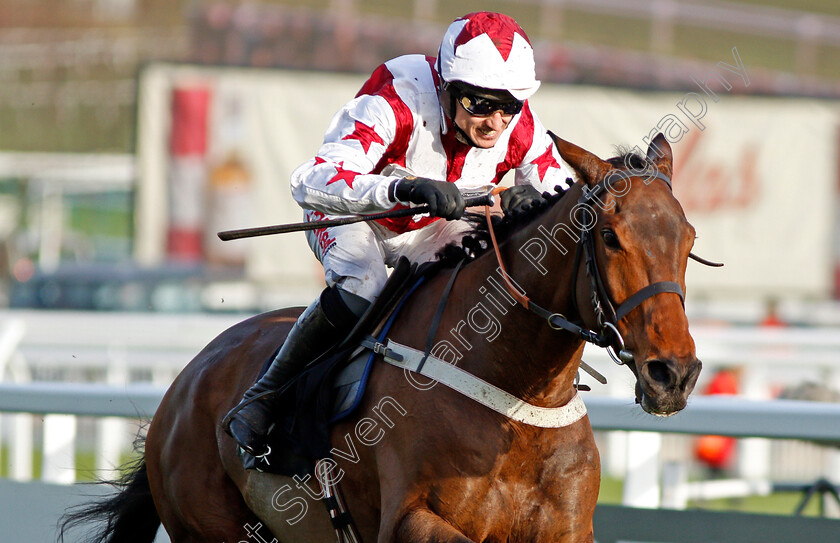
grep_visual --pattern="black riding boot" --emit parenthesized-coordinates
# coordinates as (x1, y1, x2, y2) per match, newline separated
(225, 286, 369, 456)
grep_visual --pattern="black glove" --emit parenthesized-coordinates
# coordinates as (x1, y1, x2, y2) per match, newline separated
(501, 184, 542, 218)
(391, 176, 465, 220)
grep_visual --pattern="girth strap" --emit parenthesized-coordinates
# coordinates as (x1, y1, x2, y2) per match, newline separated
(377, 339, 588, 428)
(614, 281, 684, 322)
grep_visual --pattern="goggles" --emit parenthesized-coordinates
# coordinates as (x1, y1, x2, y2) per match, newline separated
(456, 91, 524, 117)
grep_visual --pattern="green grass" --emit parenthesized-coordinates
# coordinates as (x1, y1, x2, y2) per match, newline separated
(0, 103, 135, 153)
(816, 44, 840, 77)
(560, 10, 654, 52)
(2, 0, 839, 153)
(68, 197, 133, 239)
(1, 446, 136, 482)
(0, 450, 828, 517)
(672, 25, 798, 72)
(598, 476, 826, 516)
(691, 491, 822, 516)
(726, 0, 840, 17)
(319, 0, 840, 82)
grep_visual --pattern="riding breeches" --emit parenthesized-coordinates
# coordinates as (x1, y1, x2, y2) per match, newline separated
(304, 209, 473, 303)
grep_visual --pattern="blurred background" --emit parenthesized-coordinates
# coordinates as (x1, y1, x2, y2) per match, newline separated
(1, 1, 840, 540)
(1, 0, 838, 316)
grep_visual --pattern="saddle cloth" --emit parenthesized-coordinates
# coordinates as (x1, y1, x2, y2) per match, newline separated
(242, 257, 430, 475)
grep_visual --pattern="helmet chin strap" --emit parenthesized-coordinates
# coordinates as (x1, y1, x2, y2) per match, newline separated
(453, 120, 479, 148)
(440, 82, 480, 148)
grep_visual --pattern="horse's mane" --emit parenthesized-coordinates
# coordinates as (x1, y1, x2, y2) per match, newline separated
(437, 149, 647, 268)
(436, 186, 566, 267)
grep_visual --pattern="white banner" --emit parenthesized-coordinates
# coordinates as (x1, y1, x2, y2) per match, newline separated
(136, 65, 368, 303)
(530, 86, 840, 300)
(137, 64, 840, 301)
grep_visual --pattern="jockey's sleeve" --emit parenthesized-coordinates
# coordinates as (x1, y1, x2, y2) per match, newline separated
(513, 109, 574, 193)
(290, 93, 407, 216)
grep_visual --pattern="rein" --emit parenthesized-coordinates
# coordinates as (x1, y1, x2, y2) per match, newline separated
(487, 171, 685, 366)
(485, 203, 605, 346)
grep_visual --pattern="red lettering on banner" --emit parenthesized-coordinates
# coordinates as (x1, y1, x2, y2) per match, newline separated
(673, 130, 759, 213)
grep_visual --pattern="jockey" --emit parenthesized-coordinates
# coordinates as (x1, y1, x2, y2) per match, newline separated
(225, 11, 574, 457)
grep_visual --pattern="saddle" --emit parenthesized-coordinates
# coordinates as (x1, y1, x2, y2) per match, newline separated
(243, 256, 432, 475)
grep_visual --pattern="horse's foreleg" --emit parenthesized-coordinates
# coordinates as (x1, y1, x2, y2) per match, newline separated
(390, 509, 476, 543)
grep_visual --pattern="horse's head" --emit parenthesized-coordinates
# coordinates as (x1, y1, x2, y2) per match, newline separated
(551, 133, 701, 416)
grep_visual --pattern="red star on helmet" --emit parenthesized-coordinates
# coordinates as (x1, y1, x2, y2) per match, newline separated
(314, 156, 327, 165)
(326, 162, 360, 189)
(531, 144, 561, 182)
(455, 12, 530, 61)
(342, 120, 385, 154)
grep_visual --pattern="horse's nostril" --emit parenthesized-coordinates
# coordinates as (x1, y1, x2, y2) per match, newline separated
(682, 359, 702, 393)
(646, 360, 673, 387)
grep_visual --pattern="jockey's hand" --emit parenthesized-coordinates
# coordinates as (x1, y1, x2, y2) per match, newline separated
(392, 176, 466, 220)
(501, 184, 543, 218)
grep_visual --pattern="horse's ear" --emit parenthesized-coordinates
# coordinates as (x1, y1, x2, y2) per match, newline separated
(549, 131, 611, 187)
(646, 133, 673, 179)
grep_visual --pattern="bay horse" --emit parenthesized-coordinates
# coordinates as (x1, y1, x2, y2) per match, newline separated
(61, 133, 702, 543)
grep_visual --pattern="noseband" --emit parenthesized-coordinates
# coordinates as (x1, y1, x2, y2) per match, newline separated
(487, 169, 685, 366)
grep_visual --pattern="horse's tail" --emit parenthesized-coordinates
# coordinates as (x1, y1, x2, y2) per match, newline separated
(58, 436, 161, 543)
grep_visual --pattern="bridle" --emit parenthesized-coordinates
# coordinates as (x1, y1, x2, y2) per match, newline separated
(569, 169, 684, 365)
(487, 169, 687, 366)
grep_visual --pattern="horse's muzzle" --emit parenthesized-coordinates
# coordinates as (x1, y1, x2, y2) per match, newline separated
(635, 358, 702, 416)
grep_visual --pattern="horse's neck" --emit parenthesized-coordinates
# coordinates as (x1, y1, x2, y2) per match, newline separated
(457, 187, 586, 408)
(505, 184, 584, 312)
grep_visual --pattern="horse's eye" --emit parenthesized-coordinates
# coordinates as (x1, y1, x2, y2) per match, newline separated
(601, 229, 620, 249)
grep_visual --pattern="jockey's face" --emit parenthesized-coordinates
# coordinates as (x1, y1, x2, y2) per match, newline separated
(453, 103, 513, 149)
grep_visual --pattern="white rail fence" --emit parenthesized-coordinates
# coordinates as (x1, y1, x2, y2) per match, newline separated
(582, 324, 840, 490)
(0, 310, 839, 542)
(0, 310, 241, 482)
(3, 382, 839, 542)
(1, 383, 839, 508)
(1, 310, 839, 491)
